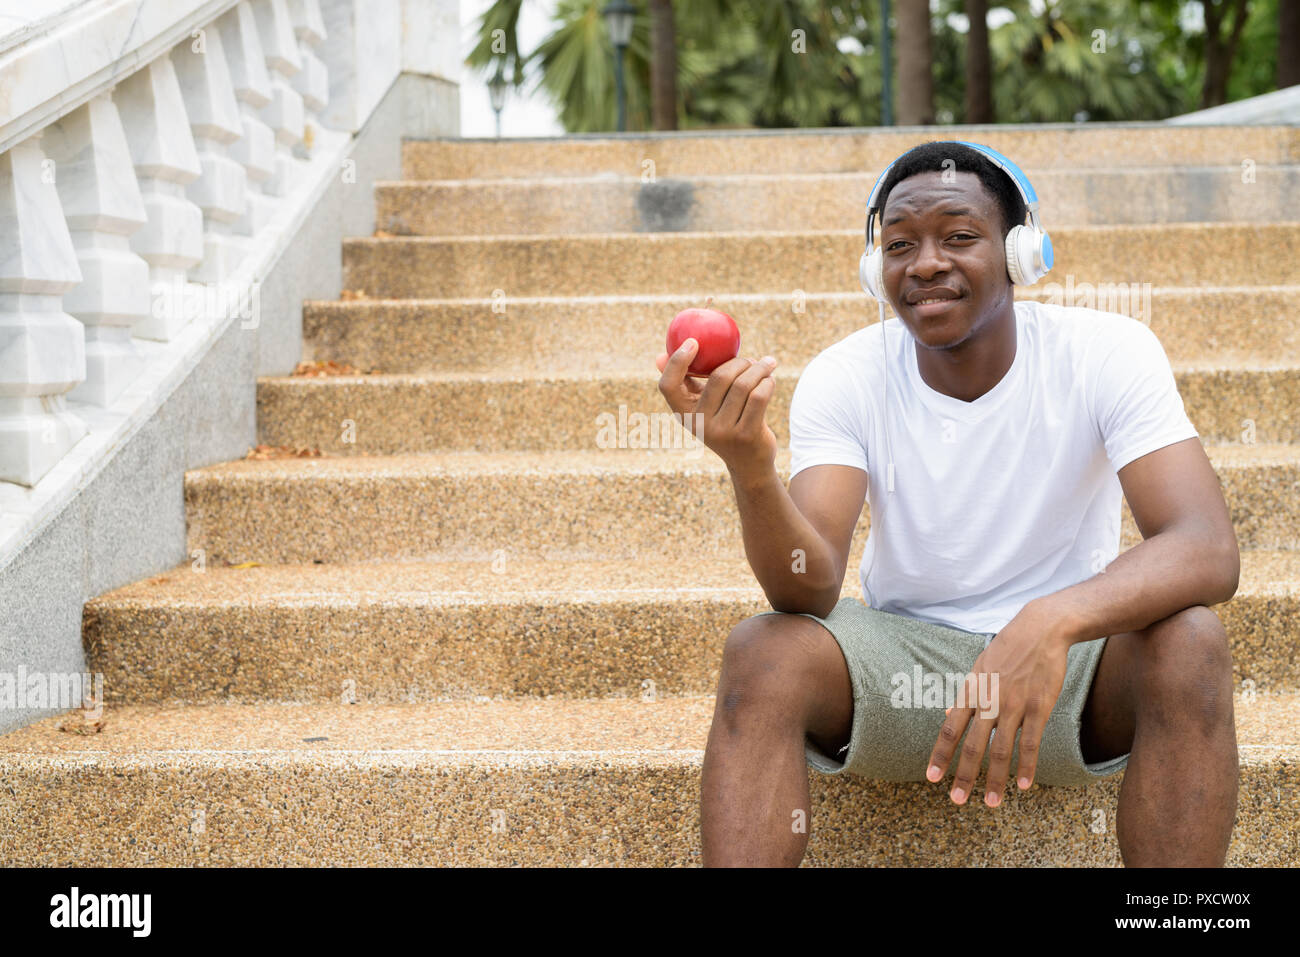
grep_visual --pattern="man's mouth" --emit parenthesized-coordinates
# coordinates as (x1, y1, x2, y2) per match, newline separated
(907, 289, 964, 318)
(906, 288, 962, 305)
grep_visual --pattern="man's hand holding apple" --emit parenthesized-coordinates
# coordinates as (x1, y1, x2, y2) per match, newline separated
(655, 338, 779, 482)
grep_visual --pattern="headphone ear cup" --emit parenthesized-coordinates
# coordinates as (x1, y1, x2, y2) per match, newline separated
(860, 247, 887, 301)
(1004, 226, 1027, 285)
(1004, 225, 1053, 286)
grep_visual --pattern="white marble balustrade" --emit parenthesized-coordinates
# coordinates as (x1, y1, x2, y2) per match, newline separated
(0, 0, 370, 489)
(0, 135, 87, 486)
(218, 2, 278, 236)
(42, 93, 151, 408)
(250, 0, 305, 196)
(289, 0, 328, 160)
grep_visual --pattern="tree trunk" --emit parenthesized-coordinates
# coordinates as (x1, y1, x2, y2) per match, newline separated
(1202, 0, 1251, 109)
(964, 0, 992, 123)
(896, 0, 934, 125)
(1281, 0, 1300, 88)
(649, 0, 678, 130)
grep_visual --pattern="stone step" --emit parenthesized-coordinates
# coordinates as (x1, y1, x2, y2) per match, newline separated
(184, 445, 1300, 565)
(375, 166, 1300, 236)
(82, 551, 1300, 705)
(302, 287, 1300, 374)
(0, 693, 1293, 865)
(340, 224, 1300, 299)
(401, 125, 1300, 180)
(255, 362, 1300, 454)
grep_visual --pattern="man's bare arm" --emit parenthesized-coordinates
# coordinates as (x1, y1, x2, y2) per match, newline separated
(731, 463, 868, 619)
(1031, 437, 1240, 645)
(656, 338, 868, 620)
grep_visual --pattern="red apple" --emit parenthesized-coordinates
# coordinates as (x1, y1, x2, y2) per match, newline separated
(666, 298, 741, 377)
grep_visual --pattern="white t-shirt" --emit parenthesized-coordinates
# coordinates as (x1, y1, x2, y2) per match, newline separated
(788, 299, 1200, 638)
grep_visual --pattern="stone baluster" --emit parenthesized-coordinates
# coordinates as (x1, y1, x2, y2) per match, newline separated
(251, 0, 304, 197)
(173, 25, 248, 283)
(0, 135, 87, 487)
(41, 94, 151, 409)
(288, 0, 328, 159)
(115, 55, 204, 342)
(217, 2, 278, 235)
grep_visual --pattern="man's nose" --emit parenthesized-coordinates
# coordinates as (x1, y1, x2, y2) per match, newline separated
(907, 236, 952, 279)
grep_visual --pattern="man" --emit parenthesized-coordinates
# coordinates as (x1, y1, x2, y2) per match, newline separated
(654, 141, 1240, 867)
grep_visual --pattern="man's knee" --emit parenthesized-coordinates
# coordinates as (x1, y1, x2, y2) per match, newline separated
(717, 613, 836, 722)
(1136, 605, 1233, 730)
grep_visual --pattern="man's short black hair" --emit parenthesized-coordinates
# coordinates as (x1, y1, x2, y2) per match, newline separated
(876, 141, 1027, 238)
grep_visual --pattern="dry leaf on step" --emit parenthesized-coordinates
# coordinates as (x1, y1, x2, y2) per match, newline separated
(244, 444, 324, 460)
(292, 359, 361, 376)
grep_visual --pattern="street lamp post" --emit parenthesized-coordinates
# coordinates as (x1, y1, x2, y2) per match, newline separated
(488, 66, 507, 138)
(603, 1, 635, 132)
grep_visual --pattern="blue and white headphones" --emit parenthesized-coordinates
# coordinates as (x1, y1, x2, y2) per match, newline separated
(859, 140, 1054, 301)
(855, 142, 1050, 607)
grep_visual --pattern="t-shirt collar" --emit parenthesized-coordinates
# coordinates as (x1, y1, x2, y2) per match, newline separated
(904, 302, 1025, 423)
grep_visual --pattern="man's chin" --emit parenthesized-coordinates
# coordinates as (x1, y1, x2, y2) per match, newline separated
(902, 312, 970, 350)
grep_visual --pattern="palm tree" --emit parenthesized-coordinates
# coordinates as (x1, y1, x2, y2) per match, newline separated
(896, 0, 935, 124)
(465, 0, 889, 131)
(649, 0, 678, 129)
(988, 0, 1182, 121)
(1201, 0, 1253, 107)
(965, 0, 993, 122)
(465, 0, 1209, 132)
(1284, 0, 1300, 87)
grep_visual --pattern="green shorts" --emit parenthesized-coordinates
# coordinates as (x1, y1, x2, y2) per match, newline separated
(756, 596, 1129, 787)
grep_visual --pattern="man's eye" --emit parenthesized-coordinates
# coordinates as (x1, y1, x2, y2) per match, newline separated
(950, 233, 976, 241)
(886, 240, 907, 251)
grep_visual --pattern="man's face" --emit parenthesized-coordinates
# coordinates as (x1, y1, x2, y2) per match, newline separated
(879, 170, 1013, 351)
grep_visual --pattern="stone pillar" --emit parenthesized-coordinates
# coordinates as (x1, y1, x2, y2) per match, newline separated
(251, 0, 305, 196)
(41, 94, 151, 409)
(173, 25, 249, 283)
(0, 135, 87, 487)
(218, 2, 278, 236)
(115, 55, 205, 342)
(319, 0, 402, 134)
(289, 0, 329, 159)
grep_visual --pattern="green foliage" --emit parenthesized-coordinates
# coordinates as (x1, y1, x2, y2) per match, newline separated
(985, 0, 1184, 121)
(465, 0, 1290, 132)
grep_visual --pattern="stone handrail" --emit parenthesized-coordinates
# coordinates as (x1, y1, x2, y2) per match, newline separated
(0, 0, 431, 568)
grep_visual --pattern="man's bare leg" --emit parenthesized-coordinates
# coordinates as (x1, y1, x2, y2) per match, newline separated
(1079, 604, 1238, 866)
(700, 613, 854, 867)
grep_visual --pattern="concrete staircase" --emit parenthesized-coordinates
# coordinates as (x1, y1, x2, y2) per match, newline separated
(2, 126, 1299, 866)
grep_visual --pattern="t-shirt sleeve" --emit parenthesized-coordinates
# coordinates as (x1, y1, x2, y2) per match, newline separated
(1093, 319, 1200, 473)
(788, 352, 870, 481)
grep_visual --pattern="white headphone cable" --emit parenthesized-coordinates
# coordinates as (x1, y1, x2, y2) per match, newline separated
(863, 298, 894, 608)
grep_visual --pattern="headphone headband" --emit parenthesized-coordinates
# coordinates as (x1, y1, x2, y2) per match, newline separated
(865, 140, 1040, 248)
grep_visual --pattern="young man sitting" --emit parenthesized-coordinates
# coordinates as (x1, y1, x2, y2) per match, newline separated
(654, 140, 1240, 868)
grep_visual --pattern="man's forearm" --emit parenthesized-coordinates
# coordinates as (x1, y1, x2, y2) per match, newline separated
(729, 465, 841, 617)
(1035, 526, 1240, 646)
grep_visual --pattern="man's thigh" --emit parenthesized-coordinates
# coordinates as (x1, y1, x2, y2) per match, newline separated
(766, 597, 1126, 786)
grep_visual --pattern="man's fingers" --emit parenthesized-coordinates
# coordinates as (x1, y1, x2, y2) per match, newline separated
(982, 713, 1022, 808)
(657, 339, 701, 413)
(949, 713, 996, 805)
(660, 338, 697, 381)
(927, 705, 974, 784)
(697, 355, 758, 420)
(723, 357, 776, 429)
(1014, 711, 1049, 790)
(736, 368, 776, 435)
